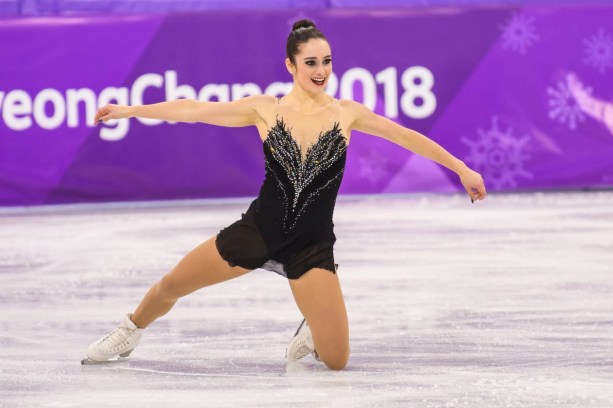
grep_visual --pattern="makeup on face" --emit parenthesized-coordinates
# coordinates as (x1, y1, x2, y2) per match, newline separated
(303, 55, 332, 87)
(294, 39, 333, 91)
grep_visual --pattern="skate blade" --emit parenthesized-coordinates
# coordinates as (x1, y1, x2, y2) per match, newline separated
(81, 356, 130, 365)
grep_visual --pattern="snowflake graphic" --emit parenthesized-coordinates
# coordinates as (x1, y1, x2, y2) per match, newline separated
(547, 79, 586, 130)
(583, 29, 613, 74)
(461, 117, 532, 190)
(358, 149, 389, 184)
(500, 13, 540, 54)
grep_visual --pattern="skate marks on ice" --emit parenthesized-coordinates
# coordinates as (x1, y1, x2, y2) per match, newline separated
(1, 192, 613, 407)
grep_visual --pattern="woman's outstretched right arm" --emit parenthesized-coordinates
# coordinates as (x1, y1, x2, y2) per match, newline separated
(94, 95, 272, 127)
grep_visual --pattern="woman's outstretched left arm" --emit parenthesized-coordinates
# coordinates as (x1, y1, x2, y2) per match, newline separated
(347, 100, 487, 202)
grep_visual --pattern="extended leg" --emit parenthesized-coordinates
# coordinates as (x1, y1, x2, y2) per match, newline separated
(84, 235, 251, 363)
(131, 235, 251, 328)
(288, 268, 350, 370)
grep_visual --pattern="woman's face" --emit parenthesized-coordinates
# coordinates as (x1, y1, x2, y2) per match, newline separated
(288, 38, 332, 94)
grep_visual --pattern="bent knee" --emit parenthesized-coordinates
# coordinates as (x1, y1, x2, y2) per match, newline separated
(319, 347, 350, 371)
(322, 353, 349, 370)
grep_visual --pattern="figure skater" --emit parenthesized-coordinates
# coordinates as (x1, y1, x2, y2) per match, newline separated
(84, 19, 487, 370)
(567, 73, 613, 136)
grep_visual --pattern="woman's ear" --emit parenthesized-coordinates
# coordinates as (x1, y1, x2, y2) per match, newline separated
(285, 58, 296, 76)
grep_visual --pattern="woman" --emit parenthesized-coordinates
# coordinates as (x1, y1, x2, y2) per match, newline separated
(84, 19, 486, 370)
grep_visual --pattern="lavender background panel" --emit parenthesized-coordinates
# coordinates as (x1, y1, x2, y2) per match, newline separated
(1, 5, 612, 206)
(0, 15, 167, 204)
(4, 0, 612, 17)
(428, 5, 613, 191)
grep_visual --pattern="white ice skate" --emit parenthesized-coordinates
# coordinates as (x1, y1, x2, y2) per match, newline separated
(285, 318, 320, 362)
(81, 314, 143, 365)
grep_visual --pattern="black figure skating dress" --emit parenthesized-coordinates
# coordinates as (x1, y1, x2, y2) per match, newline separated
(215, 98, 347, 279)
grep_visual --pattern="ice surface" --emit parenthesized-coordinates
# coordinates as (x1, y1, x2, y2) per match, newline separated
(1, 191, 612, 407)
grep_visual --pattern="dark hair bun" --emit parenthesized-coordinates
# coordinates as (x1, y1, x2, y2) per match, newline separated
(292, 19, 316, 32)
(286, 18, 326, 64)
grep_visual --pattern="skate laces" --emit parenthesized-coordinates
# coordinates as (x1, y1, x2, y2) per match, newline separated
(289, 322, 314, 359)
(291, 338, 314, 359)
(98, 326, 134, 353)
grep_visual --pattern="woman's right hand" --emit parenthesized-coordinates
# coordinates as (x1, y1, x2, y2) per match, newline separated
(94, 104, 133, 125)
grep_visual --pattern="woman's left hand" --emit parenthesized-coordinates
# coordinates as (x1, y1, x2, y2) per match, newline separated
(459, 167, 487, 203)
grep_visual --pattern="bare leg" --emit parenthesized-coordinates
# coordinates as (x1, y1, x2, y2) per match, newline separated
(567, 73, 613, 135)
(131, 235, 251, 328)
(288, 268, 350, 370)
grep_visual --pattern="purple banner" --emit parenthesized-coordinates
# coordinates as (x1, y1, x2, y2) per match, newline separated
(1, 6, 613, 206)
